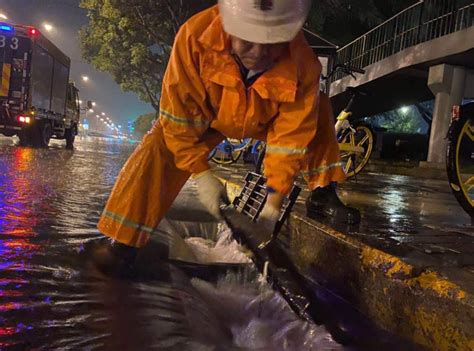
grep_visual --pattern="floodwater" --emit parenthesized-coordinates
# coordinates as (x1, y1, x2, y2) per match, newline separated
(0, 136, 343, 350)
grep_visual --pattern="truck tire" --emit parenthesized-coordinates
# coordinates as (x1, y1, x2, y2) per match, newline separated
(65, 124, 76, 149)
(18, 130, 31, 146)
(33, 121, 52, 148)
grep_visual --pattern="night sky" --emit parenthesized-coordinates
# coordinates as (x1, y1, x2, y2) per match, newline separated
(1, 0, 154, 128)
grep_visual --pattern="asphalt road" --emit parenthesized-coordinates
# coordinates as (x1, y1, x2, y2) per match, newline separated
(0, 136, 344, 350)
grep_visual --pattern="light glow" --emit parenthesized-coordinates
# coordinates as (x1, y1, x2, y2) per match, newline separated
(399, 106, 410, 115)
(0, 24, 13, 32)
(43, 23, 53, 32)
(18, 116, 31, 124)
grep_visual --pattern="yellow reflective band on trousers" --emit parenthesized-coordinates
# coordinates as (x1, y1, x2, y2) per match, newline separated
(302, 162, 344, 177)
(97, 124, 224, 248)
(102, 209, 172, 245)
(0, 64, 11, 97)
(102, 209, 156, 235)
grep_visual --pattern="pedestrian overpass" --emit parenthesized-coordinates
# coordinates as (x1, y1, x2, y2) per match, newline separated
(329, 0, 474, 166)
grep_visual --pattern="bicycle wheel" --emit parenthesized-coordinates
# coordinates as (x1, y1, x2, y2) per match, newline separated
(211, 138, 244, 165)
(339, 125, 374, 178)
(447, 107, 474, 218)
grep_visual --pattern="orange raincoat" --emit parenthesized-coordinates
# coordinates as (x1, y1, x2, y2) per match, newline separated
(98, 6, 345, 247)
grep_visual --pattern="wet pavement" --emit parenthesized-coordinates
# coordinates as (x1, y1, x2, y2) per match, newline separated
(0, 136, 346, 350)
(215, 161, 474, 296)
(1, 135, 468, 349)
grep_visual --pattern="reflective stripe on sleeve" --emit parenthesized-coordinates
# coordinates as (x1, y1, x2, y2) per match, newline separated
(159, 109, 209, 127)
(266, 144, 308, 155)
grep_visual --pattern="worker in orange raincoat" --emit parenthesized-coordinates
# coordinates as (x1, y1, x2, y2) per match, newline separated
(93, 0, 360, 273)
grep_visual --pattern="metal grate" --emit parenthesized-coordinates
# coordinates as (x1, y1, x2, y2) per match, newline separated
(333, 0, 474, 82)
(232, 172, 301, 236)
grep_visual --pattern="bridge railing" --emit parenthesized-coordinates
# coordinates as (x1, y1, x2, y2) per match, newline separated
(333, 0, 474, 81)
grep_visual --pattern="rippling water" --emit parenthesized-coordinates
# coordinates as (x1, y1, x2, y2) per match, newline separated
(0, 137, 342, 350)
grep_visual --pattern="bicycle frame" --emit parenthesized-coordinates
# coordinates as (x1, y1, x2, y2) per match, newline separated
(210, 138, 263, 166)
(336, 95, 368, 156)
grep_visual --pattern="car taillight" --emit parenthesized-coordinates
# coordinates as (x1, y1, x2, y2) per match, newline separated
(18, 116, 31, 124)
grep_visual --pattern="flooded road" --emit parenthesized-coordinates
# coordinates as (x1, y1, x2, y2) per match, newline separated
(0, 136, 342, 350)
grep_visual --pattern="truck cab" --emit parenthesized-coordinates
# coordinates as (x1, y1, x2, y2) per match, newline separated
(0, 22, 80, 148)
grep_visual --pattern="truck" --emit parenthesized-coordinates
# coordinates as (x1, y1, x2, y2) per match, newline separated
(0, 22, 80, 148)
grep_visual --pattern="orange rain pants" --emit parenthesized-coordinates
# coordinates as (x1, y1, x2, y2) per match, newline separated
(97, 93, 345, 248)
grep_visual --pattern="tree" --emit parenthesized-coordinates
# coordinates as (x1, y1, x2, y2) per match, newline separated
(369, 101, 433, 134)
(307, 0, 417, 45)
(80, 0, 417, 111)
(80, 0, 215, 111)
(133, 112, 156, 136)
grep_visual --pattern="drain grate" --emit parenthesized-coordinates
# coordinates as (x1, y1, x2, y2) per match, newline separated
(232, 172, 301, 236)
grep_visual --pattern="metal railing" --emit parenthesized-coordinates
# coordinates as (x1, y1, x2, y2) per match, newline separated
(333, 0, 474, 81)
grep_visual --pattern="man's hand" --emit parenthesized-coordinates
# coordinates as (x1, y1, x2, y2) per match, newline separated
(193, 170, 229, 220)
(259, 192, 283, 233)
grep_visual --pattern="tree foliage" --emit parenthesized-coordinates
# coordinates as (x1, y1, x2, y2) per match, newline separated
(80, 0, 215, 111)
(80, 0, 417, 110)
(307, 0, 416, 45)
(369, 101, 433, 134)
(133, 112, 156, 136)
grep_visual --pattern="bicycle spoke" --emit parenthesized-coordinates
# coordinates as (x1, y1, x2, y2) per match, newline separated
(345, 157, 353, 173)
(358, 134, 369, 146)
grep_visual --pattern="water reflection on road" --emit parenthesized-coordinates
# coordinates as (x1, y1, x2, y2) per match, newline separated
(0, 137, 341, 350)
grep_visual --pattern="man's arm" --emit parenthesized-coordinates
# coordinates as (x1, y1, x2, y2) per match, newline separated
(263, 60, 321, 195)
(159, 24, 212, 175)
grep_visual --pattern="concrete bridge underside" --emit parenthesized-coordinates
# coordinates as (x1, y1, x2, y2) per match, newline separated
(330, 26, 474, 118)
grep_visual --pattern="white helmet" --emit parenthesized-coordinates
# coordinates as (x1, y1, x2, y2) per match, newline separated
(219, 0, 312, 44)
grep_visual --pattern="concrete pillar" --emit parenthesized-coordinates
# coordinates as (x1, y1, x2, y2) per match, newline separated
(424, 64, 467, 166)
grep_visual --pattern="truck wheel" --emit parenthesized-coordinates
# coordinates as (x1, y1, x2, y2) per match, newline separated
(18, 130, 30, 146)
(34, 121, 52, 148)
(65, 125, 76, 149)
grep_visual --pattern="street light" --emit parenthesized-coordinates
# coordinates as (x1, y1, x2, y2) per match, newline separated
(43, 23, 53, 32)
(82, 76, 89, 82)
(92, 102, 97, 107)
(399, 106, 410, 115)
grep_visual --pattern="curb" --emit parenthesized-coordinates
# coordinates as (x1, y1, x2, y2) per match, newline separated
(220, 177, 474, 351)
